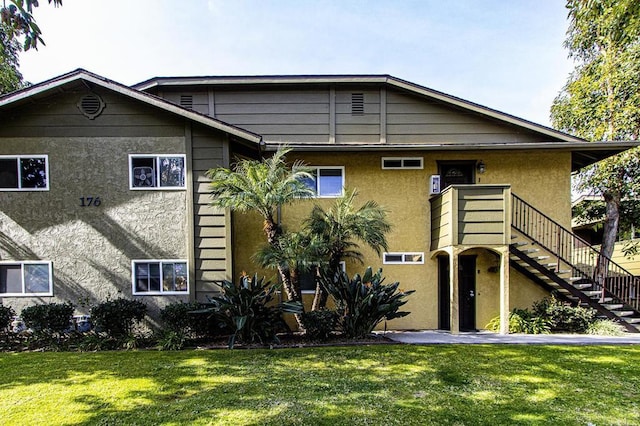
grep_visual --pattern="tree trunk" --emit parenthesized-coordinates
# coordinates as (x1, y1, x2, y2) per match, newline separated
(279, 264, 305, 331)
(263, 218, 305, 330)
(596, 191, 620, 299)
(312, 256, 341, 310)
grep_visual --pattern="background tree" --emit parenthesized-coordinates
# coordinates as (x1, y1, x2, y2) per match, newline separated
(305, 189, 391, 310)
(207, 147, 314, 328)
(551, 0, 640, 267)
(0, 0, 62, 95)
(0, 23, 23, 94)
(1, 0, 62, 50)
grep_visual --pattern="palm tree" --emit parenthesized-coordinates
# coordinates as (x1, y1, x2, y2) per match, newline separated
(206, 147, 314, 328)
(305, 189, 392, 310)
(254, 231, 325, 328)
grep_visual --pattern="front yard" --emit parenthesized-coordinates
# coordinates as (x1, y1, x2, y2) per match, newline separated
(1, 344, 639, 425)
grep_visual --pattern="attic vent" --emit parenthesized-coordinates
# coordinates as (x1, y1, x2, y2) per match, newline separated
(180, 95, 194, 110)
(77, 94, 105, 120)
(351, 93, 364, 115)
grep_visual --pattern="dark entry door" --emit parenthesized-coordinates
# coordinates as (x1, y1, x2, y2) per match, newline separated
(438, 256, 450, 330)
(459, 255, 477, 331)
(439, 162, 475, 189)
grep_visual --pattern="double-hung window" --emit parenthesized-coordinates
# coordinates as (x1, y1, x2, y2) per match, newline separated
(132, 260, 188, 295)
(0, 155, 49, 191)
(303, 167, 344, 197)
(0, 261, 53, 296)
(129, 155, 186, 189)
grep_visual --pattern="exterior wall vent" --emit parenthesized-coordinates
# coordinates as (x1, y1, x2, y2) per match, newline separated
(180, 95, 194, 110)
(351, 93, 364, 115)
(77, 94, 105, 120)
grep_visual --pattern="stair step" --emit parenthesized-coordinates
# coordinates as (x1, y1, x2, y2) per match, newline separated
(573, 283, 592, 290)
(557, 269, 571, 275)
(511, 241, 529, 247)
(624, 317, 640, 324)
(583, 290, 603, 297)
(603, 304, 624, 310)
(534, 256, 550, 260)
(614, 311, 636, 317)
(521, 248, 540, 254)
(568, 277, 583, 282)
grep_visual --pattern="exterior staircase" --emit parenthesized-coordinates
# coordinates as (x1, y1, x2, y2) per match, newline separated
(510, 194, 640, 333)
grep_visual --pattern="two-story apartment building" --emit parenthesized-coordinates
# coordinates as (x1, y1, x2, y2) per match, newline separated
(1, 69, 638, 332)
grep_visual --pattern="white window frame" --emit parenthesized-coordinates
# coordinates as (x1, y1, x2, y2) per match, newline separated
(0, 261, 53, 296)
(0, 155, 49, 191)
(305, 166, 345, 198)
(381, 157, 424, 170)
(131, 259, 189, 296)
(383, 252, 425, 265)
(300, 261, 346, 294)
(129, 154, 187, 190)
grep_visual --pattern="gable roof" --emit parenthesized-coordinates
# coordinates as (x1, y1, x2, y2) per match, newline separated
(0, 69, 263, 144)
(134, 74, 639, 171)
(134, 74, 578, 142)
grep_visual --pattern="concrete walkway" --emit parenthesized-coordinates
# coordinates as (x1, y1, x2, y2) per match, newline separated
(379, 330, 640, 345)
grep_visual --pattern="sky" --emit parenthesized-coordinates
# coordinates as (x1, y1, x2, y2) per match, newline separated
(17, 0, 575, 126)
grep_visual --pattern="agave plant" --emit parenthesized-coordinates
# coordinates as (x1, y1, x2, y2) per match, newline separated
(197, 274, 303, 348)
(320, 267, 414, 339)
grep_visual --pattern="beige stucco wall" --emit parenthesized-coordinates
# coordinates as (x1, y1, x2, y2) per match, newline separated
(0, 137, 190, 325)
(232, 149, 571, 330)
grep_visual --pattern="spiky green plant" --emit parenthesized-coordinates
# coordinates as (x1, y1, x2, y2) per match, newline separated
(320, 267, 414, 339)
(198, 274, 303, 348)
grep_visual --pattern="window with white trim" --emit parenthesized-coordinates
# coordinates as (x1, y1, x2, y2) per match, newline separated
(300, 262, 346, 293)
(129, 155, 186, 189)
(132, 260, 188, 295)
(0, 155, 49, 191)
(383, 252, 424, 264)
(381, 157, 423, 170)
(0, 261, 53, 296)
(302, 167, 344, 197)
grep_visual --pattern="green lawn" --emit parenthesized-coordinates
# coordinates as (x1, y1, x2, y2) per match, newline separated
(1, 344, 639, 425)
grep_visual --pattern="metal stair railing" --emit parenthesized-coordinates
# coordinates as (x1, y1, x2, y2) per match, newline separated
(511, 193, 640, 312)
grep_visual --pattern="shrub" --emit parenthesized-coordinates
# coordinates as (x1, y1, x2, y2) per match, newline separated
(485, 309, 551, 334)
(156, 329, 187, 351)
(159, 301, 219, 338)
(0, 305, 15, 332)
(302, 309, 339, 341)
(200, 274, 302, 348)
(586, 319, 627, 336)
(21, 302, 74, 334)
(90, 298, 147, 338)
(320, 267, 415, 339)
(532, 296, 595, 333)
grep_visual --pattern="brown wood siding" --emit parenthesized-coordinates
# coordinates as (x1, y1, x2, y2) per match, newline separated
(153, 85, 563, 148)
(212, 90, 330, 143)
(191, 125, 229, 300)
(0, 86, 185, 138)
(457, 187, 507, 245)
(430, 190, 453, 250)
(335, 89, 380, 143)
(386, 90, 543, 145)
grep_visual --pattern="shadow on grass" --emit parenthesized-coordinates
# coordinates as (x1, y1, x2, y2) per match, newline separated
(1, 345, 639, 425)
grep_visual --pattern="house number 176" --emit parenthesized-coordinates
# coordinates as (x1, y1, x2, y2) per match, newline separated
(80, 196, 102, 207)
